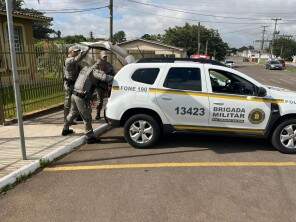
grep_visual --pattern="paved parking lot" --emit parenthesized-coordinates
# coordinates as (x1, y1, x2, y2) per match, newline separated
(1, 62, 296, 222)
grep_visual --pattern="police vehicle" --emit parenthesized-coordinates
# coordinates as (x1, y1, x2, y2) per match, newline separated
(105, 58, 296, 154)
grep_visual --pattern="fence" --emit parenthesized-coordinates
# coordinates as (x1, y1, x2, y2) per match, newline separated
(0, 43, 182, 124)
(0, 44, 66, 124)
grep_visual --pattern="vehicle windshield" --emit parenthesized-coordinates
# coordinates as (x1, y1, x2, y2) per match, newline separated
(226, 61, 234, 64)
(270, 61, 280, 64)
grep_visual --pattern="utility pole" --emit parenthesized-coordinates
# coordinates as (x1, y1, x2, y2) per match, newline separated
(109, 0, 113, 42)
(5, 0, 27, 160)
(260, 25, 268, 51)
(271, 18, 282, 57)
(198, 22, 201, 54)
(109, 0, 113, 64)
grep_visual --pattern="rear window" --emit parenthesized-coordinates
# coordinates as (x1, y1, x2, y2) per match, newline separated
(131, 68, 160, 85)
(164, 67, 202, 91)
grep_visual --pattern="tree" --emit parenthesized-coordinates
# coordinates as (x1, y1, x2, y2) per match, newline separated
(141, 34, 163, 42)
(162, 23, 228, 60)
(113, 31, 126, 44)
(0, 0, 55, 39)
(0, 0, 24, 9)
(62, 35, 87, 44)
(248, 45, 254, 50)
(238, 46, 249, 52)
(273, 37, 296, 61)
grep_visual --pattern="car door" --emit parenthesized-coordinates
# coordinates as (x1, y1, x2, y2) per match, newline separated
(206, 67, 271, 133)
(155, 64, 210, 128)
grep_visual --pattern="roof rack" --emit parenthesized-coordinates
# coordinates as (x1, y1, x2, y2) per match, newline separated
(136, 58, 226, 66)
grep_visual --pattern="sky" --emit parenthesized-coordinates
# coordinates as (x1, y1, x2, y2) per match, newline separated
(24, 0, 296, 48)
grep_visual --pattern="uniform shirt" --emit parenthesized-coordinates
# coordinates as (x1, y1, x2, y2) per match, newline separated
(74, 63, 113, 97)
(64, 51, 88, 82)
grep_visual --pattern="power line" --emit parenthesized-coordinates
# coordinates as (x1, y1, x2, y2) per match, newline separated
(222, 26, 263, 35)
(117, 4, 272, 25)
(124, 0, 275, 21)
(40, 6, 109, 14)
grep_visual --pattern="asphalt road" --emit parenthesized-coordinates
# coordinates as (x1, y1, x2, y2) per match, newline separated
(1, 63, 296, 222)
(236, 59, 296, 91)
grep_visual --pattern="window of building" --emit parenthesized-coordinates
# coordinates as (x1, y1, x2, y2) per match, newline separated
(131, 68, 160, 85)
(13, 26, 24, 53)
(164, 67, 202, 91)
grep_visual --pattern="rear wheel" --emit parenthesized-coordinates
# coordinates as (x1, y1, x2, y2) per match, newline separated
(271, 119, 296, 154)
(124, 114, 161, 148)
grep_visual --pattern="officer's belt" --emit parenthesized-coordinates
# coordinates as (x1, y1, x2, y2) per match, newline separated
(73, 90, 86, 99)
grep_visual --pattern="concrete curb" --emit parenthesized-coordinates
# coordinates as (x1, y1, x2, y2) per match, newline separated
(0, 123, 110, 191)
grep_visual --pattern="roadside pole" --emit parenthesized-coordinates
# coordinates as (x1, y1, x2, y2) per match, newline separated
(5, 0, 27, 160)
(198, 22, 201, 54)
(271, 18, 282, 58)
(109, 0, 114, 65)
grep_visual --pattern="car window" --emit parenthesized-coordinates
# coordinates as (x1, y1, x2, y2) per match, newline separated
(209, 69, 256, 96)
(164, 67, 202, 91)
(270, 61, 280, 64)
(131, 68, 160, 85)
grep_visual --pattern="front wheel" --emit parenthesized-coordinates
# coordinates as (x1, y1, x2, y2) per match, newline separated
(271, 119, 296, 154)
(124, 114, 161, 148)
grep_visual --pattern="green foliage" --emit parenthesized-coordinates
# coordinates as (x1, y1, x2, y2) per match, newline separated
(162, 23, 228, 60)
(273, 37, 296, 61)
(113, 31, 126, 44)
(238, 45, 254, 52)
(229, 47, 238, 54)
(141, 33, 163, 42)
(0, 0, 24, 9)
(0, 0, 55, 39)
(40, 159, 51, 168)
(61, 35, 87, 44)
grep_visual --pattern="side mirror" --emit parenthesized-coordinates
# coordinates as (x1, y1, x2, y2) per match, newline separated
(257, 87, 267, 97)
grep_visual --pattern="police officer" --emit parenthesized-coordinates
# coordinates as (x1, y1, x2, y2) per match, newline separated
(64, 46, 90, 123)
(62, 61, 114, 144)
(95, 51, 115, 120)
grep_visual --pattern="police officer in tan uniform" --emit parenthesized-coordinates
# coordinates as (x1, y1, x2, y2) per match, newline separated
(64, 46, 90, 123)
(95, 51, 115, 120)
(62, 60, 114, 144)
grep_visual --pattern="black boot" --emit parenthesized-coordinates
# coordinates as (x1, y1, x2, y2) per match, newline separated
(76, 115, 83, 122)
(86, 137, 101, 144)
(62, 129, 74, 136)
(95, 114, 101, 120)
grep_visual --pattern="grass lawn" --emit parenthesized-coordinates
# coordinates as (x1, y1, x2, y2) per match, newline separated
(1, 78, 64, 119)
(285, 66, 296, 74)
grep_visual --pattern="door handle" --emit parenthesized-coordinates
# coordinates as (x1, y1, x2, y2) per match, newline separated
(213, 103, 224, 106)
(161, 97, 172, 101)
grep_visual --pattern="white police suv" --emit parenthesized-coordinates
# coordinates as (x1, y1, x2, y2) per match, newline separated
(106, 58, 296, 154)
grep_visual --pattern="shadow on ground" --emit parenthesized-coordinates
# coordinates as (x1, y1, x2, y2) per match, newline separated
(53, 131, 276, 166)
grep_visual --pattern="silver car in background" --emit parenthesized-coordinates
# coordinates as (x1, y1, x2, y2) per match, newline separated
(225, 60, 235, 68)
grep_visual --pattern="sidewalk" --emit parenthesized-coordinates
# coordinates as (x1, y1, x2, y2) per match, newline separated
(0, 110, 107, 188)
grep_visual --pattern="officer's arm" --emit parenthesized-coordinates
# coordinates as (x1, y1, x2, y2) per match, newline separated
(93, 69, 114, 83)
(74, 48, 91, 63)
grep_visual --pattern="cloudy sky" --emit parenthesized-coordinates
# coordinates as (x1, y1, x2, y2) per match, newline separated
(24, 0, 296, 48)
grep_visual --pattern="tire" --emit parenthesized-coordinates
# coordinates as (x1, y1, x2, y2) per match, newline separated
(124, 114, 161, 148)
(271, 119, 296, 154)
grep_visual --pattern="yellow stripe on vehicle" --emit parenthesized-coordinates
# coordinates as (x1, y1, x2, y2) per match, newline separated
(174, 125, 265, 134)
(149, 88, 284, 104)
(112, 86, 120, 91)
